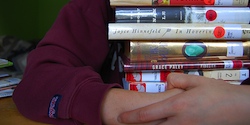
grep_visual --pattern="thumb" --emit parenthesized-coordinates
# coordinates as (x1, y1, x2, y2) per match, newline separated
(166, 73, 215, 90)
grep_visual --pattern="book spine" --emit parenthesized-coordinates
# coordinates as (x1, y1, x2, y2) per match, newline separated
(123, 60, 250, 72)
(129, 41, 250, 61)
(126, 80, 240, 93)
(0, 61, 13, 68)
(110, 0, 249, 6)
(0, 74, 11, 79)
(0, 89, 14, 98)
(0, 77, 21, 88)
(200, 68, 249, 81)
(0, 85, 16, 91)
(127, 81, 166, 93)
(108, 23, 250, 40)
(0, 58, 13, 68)
(126, 70, 171, 82)
(189, 7, 250, 24)
(115, 7, 250, 24)
(125, 69, 249, 82)
(115, 7, 186, 23)
(0, 59, 8, 65)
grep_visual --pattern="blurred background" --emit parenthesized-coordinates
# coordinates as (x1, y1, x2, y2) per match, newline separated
(0, 0, 69, 76)
(0, 0, 69, 41)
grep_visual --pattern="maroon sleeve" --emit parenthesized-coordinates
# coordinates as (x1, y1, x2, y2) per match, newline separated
(12, 0, 122, 124)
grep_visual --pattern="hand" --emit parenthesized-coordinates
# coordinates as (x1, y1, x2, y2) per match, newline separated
(118, 73, 250, 125)
(101, 87, 183, 125)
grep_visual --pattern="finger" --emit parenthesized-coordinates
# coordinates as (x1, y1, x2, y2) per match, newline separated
(118, 97, 176, 124)
(166, 73, 216, 90)
(117, 89, 183, 124)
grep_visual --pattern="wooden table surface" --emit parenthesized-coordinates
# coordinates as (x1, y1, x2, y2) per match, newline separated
(0, 97, 51, 125)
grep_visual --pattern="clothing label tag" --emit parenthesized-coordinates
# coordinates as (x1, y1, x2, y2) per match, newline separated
(48, 95, 62, 119)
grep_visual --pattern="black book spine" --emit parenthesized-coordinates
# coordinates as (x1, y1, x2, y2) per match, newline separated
(115, 7, 186, 23)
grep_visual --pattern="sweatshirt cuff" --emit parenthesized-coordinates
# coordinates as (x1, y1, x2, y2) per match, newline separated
(70, 82, 122, 124)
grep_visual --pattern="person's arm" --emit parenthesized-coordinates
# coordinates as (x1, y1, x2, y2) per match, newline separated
(13, 0, 119, 124)
(101, 88, 183, 125)
(12, 0, 184, 124)
(118, 73, 250, 125)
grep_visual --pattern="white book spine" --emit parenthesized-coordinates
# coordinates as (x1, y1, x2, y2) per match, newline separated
(0, 77, 21, 88)
(0, 89, 14, 98)
(188, 7, 250, 23)
(128, 82, 166, 93)
(108, 23, 250, 40)
(126, 69, 249, 81)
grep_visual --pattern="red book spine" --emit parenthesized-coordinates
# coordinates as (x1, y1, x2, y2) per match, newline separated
(169, 0, 210, 6)
(110, 0, 249, 7)
(128, 81, 166, 93)
(126, 71, 173, 82)
(124, 60, 250, 72)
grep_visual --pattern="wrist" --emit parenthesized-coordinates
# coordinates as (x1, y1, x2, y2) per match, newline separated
(101, 88, 183, 124)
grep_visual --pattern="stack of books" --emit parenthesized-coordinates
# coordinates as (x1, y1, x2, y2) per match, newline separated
(0, 58, 21, 98)
(109, 0, 250, 93)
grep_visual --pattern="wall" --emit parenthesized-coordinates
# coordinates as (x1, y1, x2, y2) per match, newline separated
(0, 0, 69, 41)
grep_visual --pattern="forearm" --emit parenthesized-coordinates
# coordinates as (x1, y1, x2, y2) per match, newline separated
(118, 73, 250, 125)
(101, 88, 184, 125)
